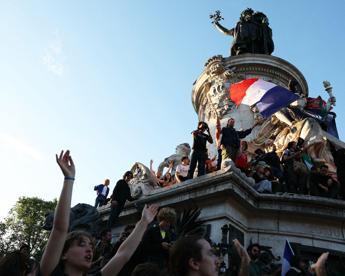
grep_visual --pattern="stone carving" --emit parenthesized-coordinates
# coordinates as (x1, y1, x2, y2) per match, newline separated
(129, 162, 160, 198)
(211, 9, 274, 56)
(157, 143, 191, 177)
(202, 56, 243, 119)
(43, 203, 102, 235)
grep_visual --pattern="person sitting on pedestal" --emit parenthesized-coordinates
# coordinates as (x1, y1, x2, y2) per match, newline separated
(175, 156, 190, 183)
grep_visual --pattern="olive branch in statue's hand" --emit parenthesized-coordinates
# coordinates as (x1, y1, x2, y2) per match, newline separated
(210, 10, 223, 24)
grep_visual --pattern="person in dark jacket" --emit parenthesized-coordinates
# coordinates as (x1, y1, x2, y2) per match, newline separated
(188, 121, 213, 179)
(94, 179, 110, 207)
(216, 117, 255, 168)
(107, 171, 135, 230)
(140, 207, 177, 268)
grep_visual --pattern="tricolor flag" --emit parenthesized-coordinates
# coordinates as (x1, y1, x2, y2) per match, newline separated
(229, 78, 299, 118)
(281, 240, 295, 276)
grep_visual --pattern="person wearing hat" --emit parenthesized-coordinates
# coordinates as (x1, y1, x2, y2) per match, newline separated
(188, 121, 213, 179)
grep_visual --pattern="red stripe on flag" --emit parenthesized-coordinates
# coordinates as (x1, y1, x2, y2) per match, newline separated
(230, 78, 258, 106)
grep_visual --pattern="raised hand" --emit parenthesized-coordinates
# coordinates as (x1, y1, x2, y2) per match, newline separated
(311, 252, 329, 276)
(233, 239, 251, 264)
(56, 150, 75, 179)
(141, 204, 159, 225)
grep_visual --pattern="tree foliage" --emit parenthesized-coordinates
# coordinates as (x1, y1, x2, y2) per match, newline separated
(0, 196, 57, 259)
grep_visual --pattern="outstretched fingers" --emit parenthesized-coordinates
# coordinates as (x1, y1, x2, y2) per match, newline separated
(141, 204, 159, 224)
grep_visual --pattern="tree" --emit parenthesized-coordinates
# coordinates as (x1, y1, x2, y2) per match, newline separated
(0, 196, 57, 259)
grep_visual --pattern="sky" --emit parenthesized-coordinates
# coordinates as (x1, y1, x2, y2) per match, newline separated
(1, 1, 345, 220)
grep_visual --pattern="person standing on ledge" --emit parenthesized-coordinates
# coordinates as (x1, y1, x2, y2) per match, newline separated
(94, 179, 110, 207)
(216, 117, 256, 168)
(188, 122, 213, 179)
(107, 171, 135, 230)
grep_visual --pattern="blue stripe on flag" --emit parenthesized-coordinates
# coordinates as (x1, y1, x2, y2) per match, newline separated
(281, 240, 295, 276)
(256, 86, 299, 118)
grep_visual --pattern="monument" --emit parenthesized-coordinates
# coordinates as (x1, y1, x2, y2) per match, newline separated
(97, 8, 345, 274)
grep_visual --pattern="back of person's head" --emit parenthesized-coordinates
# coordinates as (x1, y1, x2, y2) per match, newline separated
(170, 235, 203, 276)
(19, 243, 30, 258)
(131, 262, 165, 276)
(287, 141, 296, 149)
(157, 207, 177, 224)
(0, 251, 30, 276)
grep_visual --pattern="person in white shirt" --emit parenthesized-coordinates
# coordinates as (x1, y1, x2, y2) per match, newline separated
(175, 156, 190, 183)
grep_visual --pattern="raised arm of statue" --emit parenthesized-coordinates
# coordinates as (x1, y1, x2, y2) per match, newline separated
(214, 22, 234, 36)
(210, 10, 234, 36)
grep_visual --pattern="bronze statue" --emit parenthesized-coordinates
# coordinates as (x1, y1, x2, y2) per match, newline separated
(210, 9, 274, 56)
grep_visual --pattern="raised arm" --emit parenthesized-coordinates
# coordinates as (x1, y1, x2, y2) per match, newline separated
(206, 127, 213, 144)
(233, 239, 250, 276)
(214, 22, 234, 36)
(311, 252, 329, 276)
(40, 150, 76, 276)
(101, 204, 159, 276)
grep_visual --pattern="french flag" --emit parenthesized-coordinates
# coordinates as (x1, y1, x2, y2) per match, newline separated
(229, 78, 299, 118)
(281, 240, 294, 276)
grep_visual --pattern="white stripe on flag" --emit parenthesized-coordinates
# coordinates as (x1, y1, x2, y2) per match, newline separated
(241, 79, 276, 106)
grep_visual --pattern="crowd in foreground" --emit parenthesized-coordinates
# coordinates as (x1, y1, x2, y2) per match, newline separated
(0, 150, 337, 276)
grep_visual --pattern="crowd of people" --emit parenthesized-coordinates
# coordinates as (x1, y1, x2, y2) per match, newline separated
(101, 118, 343, 200)
(92, 118, 345, 234)
(0, 150, 338, 276)
(162, 118, 343, 199)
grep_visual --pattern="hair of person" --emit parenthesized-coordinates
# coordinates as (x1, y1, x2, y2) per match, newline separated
(100, 229, 111, 238)
(157, 207, 177, 224)
(181, 156, 189, 162)
(0, 251, 30, 276)
(62, 231, 94, 256)
(131, 262, 165, 276)
(255, 149, 264, 155)
(19, 243, 30, 251)
(287, 141, 296, 149)
(247, 243, 261, 253)
(169, 235, 204, 276)
(104, 179, 110, 184)
(198, 121, 208, 129)
(123, 171, 133, 180)
(164, 172, 172, 182)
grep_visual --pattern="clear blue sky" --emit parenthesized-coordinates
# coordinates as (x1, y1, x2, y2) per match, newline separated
(1, 1, 345, 220)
